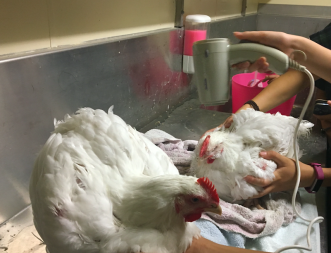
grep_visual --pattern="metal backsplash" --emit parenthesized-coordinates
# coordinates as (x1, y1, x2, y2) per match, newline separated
(210, 14, 257, 43)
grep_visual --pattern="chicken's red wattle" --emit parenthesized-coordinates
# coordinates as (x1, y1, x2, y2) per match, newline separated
(207, 156, 215, 164)
(184, 213, 202, 222)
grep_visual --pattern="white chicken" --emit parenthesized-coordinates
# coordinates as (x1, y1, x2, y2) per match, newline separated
(29, 106, 222, 253)
(190, 109, 313, 203)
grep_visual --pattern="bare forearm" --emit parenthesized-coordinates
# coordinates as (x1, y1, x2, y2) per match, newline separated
(236, 69, 309, 113)
(186, 237, 268, 253)
(290, 35, 331, 83)
(299, 162, 331, 188)
(322, 167, 331, 187)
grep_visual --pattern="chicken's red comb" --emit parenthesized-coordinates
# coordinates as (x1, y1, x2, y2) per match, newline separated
(197, 177, 219, 203)
(199, 135, 210, 158)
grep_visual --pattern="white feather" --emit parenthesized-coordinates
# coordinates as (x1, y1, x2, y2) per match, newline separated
(190, 109, 313, 202)
(30, 106, 209, 253)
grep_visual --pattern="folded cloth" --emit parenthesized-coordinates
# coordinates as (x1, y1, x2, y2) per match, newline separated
(144, 129, 182, 144)
(245, 189, 320, 252)
(145, 129, 302, 238)
(144, 129, 198, 168)
(202, 191, 301, 238)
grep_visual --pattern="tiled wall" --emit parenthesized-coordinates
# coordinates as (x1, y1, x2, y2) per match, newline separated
(0, 0, 259, 56)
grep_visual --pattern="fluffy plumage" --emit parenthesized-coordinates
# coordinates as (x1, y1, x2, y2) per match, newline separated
(190, 109, 313, 202)
(29, 107, 221, 253)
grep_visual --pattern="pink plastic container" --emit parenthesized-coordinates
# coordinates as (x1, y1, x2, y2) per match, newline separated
(232, 72, 296, 116)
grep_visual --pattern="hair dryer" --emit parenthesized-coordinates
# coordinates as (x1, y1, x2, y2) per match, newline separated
(192, 38, 299, 106)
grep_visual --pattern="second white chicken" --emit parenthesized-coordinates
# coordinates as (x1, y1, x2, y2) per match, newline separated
(190, 109, 313, 202)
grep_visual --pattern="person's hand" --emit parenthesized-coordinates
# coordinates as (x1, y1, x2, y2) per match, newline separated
(200, 115, 233, 139)
(232, 57, 269, 73)
(223, 115, 233, 128)
(234, 31, 294, 55)
(244, 151, 315, 198)
(201, 103, 255, 139)
(232, 31, 298, 73)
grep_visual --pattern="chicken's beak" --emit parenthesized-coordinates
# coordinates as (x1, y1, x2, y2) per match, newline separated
(204, 204, 222, 216)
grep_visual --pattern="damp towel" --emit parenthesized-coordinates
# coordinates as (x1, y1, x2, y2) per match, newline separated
(144, 129, 197, 174)
(245, 188, 320, 253)
(201, 191, 301, 238)
(144, 129, 302, 238)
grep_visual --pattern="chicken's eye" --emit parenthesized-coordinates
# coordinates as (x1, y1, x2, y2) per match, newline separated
(191, 197, 199, 203)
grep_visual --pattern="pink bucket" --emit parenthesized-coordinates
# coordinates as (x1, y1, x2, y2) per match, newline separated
(232, 72, 296, 116)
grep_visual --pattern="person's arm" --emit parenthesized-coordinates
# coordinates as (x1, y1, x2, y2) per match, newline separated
(237, 69, 309, 113)
(234, 31, 331, 83)
(186, 237, 268, 253)
(218, 68, 310, 129)
(290, 35, 331, 83)
(244, 151, 331, 199)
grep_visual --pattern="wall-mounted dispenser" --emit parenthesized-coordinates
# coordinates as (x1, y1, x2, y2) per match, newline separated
(183, 15, 211, 74)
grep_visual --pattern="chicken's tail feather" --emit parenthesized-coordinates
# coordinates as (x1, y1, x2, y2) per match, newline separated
(298, 121, 314, 137)
(108, 105, 114, 114)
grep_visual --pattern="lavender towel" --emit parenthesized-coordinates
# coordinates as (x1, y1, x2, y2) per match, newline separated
(144, 129, 197, 173)
(201, 191, 301, 238)
(144, 129, 302, 239)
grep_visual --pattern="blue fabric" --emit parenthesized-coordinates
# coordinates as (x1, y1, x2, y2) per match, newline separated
(194, 219, 245, 248)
